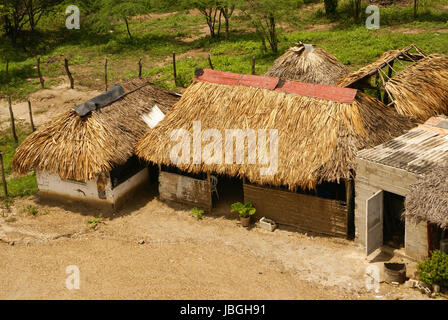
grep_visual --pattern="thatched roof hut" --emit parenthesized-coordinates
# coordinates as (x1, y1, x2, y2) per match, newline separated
(265, 43, 351, 85)
(13, 79, 180, 181)
(336, 44, 425, 88)
(384, 54, 448, 122)
(336, 49, 401, 88)
(405, 166, 448, 229)
(136, 69, 413, 190)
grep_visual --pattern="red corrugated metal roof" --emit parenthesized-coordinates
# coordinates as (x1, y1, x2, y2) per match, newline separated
(194, 68, 358, 104)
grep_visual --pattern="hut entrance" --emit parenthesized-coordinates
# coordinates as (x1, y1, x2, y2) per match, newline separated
(366, 190, 405, 255)
(110, 155, 147, 189)
(383, 191, 405, 248)
(209, 174, 244, 217)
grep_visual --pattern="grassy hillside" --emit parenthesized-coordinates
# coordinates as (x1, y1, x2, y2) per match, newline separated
(1, 0, 447, 99)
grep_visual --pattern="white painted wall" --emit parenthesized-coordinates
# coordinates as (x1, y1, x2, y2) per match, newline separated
(36, 170, 113, 202)
(35, 167, 149, 205)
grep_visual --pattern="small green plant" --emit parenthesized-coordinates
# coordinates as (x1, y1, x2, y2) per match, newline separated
(1, 197, 14, 211)
(191, 207, 204, 220)
(88, 215, 103, 229)
(230, 201, 256, 218)
(26, 205, 38, 216)
(418, 250, 448, 287)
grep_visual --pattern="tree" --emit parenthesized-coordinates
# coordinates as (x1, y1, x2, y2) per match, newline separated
(1, 0, 29, 45)
(219, 0, 236, 40)
(96, 0, 149, 40)
(324, 0, 337, 16)
(190, 0, 221, 39)
(25, 0, 63, 31)
(0, 0, 63, 45)
(240, 0, 296, 54)
(351, 0, 362, 22)
(414, 0, 418, 18)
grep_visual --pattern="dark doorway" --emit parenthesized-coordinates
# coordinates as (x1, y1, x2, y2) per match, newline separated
(110, 155, 147, 189)
(210, 174, 244, 217)
(383, 191, 405, 248)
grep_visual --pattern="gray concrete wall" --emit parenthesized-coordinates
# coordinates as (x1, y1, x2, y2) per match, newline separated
(355, 158, 427, 260)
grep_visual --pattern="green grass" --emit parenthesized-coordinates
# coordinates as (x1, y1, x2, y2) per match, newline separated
(0, 2, 447, 96)
(0, 125, 38, 199)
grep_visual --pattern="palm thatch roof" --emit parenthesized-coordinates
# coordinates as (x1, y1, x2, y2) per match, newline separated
(336, 44, 425, 88)
(13, 79, 179, 181)
(384, 54, 448, 122)
(135, 69, 414, 190)
(405, 165, 448, 228)
(265, 42, 351, 85)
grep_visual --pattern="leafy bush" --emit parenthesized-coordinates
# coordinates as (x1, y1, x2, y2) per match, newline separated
(191, 207, 204, 220)
(324, 0, 338, 16)
(25, 205, 38, 216)
(88, 216, 103, 229)
(418, 250, 448, 287)
(230, 201, 256, 218)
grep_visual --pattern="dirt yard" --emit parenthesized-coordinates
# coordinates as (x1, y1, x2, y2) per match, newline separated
(0, 81, 101, 130)
(0, 187, 436, 300)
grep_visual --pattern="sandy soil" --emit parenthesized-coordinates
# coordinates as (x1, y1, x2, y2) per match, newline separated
(0, 83, 101, 130)
(0, 187, 436, 300)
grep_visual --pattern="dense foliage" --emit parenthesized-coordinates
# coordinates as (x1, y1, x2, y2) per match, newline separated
(418, 250, 448, 287)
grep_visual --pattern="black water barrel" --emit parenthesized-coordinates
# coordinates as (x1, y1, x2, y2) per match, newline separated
(384, 263, 406, 284)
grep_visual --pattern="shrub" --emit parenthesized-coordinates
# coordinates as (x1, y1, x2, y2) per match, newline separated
(191, 207, 204, 220)
(88, 216, 103, 229)
(418, 250, 448, 287)
(324, 0, 338, 15)
(26, 205, 38, 216)
(230, 201, 256, 218)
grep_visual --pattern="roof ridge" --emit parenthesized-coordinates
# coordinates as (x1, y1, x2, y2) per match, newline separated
(194, 68, 358, 104)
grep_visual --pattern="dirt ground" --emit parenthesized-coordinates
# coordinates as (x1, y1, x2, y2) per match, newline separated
(0, 187, 438, 300)
(0, 81, 101, 130)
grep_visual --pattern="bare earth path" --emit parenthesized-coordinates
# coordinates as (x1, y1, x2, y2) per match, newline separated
(0, 190, 432, 300)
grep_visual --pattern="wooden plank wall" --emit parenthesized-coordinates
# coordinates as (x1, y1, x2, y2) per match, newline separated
(355, 158, 428, 260)
(159, 171, 212, 210)
(243, 183, 348, 238)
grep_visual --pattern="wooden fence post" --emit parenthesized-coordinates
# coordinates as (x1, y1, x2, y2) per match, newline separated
(0, 152, 7, 197)
(208, 55, 214, 70)
(172, 52, 177, 84)
(251, 56, 256, 75)
(8, 97, 18, 144)
(37, 57, 44, 88)
(5, 57, 8, 84)
(138, 58, 142, 79)
(105, 58, 108, 91)
(64, 58, 74, 89)
(28, 99, 35, 132)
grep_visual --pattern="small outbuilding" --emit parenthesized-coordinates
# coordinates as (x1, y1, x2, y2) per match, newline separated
(355, 116, 448, 260)
(265, 42, 351, 85)
(337, 44, 448, 122)
(136, 69, 412, 238)
(13, 79, 179, 209)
